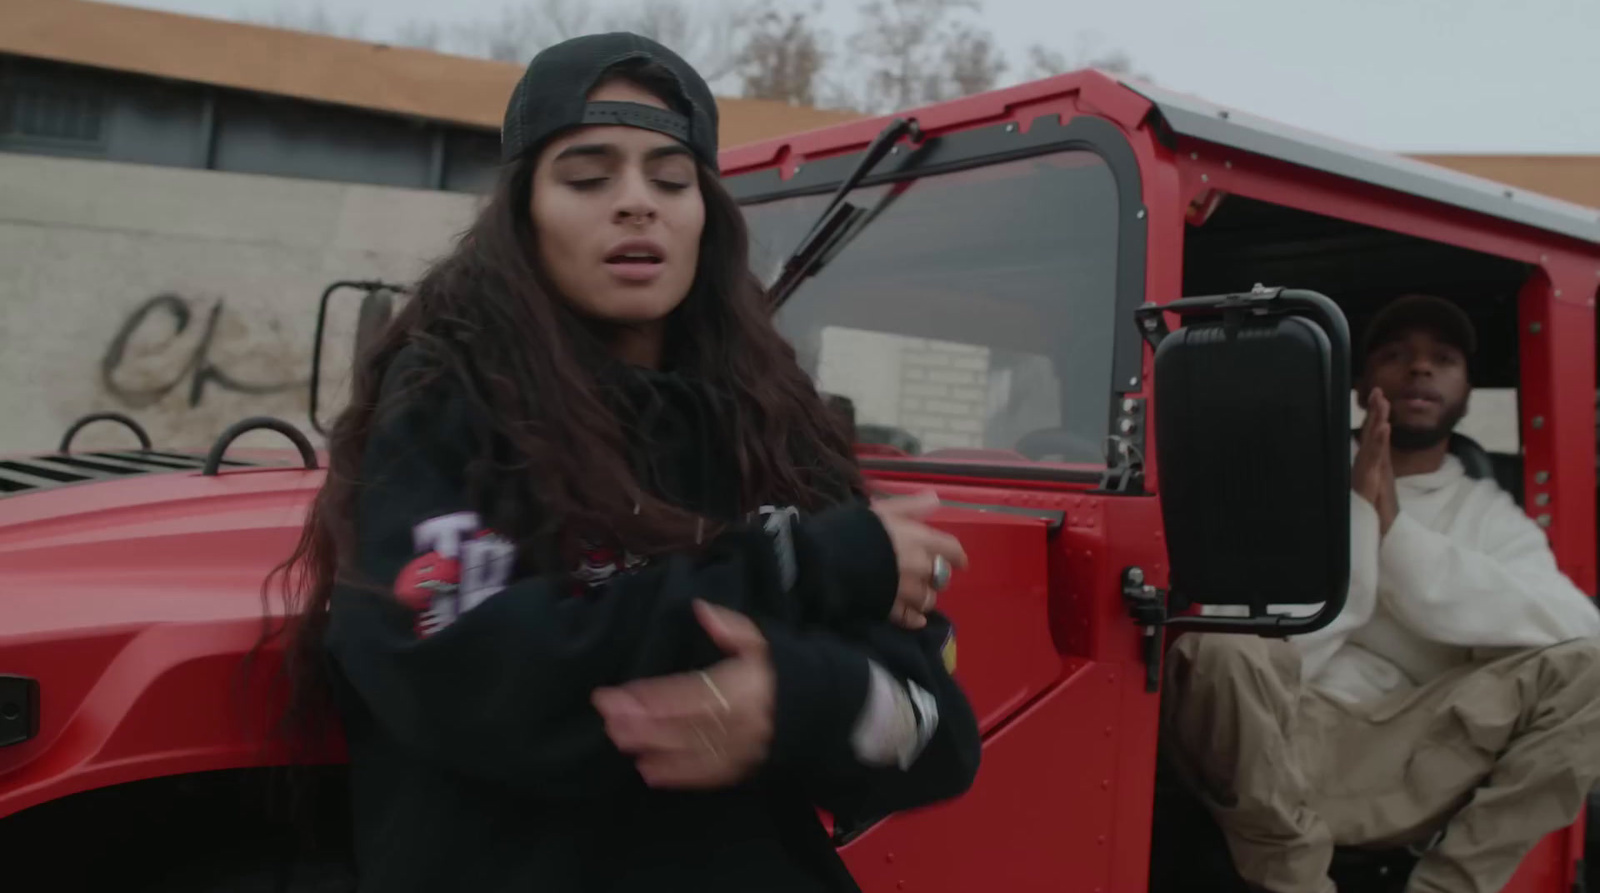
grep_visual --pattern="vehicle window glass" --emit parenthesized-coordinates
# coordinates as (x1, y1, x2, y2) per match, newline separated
(742, 150, 1121, 469)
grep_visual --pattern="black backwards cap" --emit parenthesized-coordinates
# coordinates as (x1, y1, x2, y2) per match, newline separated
(501, 32, 720, 171)
(1360, 294, 1479, 363)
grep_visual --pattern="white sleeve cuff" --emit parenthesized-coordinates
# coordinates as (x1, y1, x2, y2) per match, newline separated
(759, 505, 800, 592)
(849, 660, 940, 769)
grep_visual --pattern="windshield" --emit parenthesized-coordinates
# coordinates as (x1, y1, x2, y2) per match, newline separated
(743, 150, 1122, 469)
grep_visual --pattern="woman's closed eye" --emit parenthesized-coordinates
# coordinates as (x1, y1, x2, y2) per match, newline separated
(565, 177, 692, 193)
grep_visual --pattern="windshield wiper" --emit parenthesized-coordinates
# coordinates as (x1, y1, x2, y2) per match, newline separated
(767, 117, 924, 309)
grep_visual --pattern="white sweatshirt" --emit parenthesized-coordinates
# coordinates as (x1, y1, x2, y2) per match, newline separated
(1289, 452, 1600, 704)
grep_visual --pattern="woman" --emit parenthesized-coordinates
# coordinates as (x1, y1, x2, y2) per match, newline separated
(280, 32, 979, 893)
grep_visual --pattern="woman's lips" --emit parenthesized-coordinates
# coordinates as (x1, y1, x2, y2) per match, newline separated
(604, 238, 667, 284)
(604, 256, 665, 283)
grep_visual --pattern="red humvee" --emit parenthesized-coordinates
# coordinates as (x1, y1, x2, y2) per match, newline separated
(3, 70, 1597, 892)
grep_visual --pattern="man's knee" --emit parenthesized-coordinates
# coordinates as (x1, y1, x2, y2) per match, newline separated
(1165, 634, 1299, 715)
(1533, 636, 1600, 693)
(1169, 633, 1279, 680)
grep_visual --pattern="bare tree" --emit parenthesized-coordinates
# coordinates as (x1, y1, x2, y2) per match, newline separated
(453, 0, 594, 63)
(394, 20, 445, 52)
(251, 2, 367, 39)
(736, 2, 830, 105)
(943, 24, 1006, 97)
(843, 0, 1004, 112)
(1024, 44, 1070, 80)
(1025, 33, 1147, 82)
(605, 0, 759, 86)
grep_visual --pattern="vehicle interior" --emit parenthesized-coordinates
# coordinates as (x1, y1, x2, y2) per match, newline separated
(1183, 193, 1529, 500)
(1151, 192, 1537, 893)
(754, 149, 1126, 473)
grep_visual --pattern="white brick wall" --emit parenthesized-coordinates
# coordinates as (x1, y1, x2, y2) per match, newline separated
(816, 328, 992, 451)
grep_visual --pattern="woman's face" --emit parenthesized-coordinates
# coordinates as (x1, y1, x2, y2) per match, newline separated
(531, 80, 706, 338)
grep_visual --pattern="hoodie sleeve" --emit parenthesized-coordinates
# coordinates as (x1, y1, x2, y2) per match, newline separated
(762, 613, 980, 825)
(1289, 492, 1383, 679)
(325, 349, 865, 797)
(772, 502, 901, 627)
(1379, 482, 1600, 648)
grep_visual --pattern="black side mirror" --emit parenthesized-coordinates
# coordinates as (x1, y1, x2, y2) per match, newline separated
(1137, 287, 1351, 636)
(309, 280, 408, 436)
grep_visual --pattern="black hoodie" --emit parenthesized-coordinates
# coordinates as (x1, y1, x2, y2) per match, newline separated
(324, 345, 980, 892)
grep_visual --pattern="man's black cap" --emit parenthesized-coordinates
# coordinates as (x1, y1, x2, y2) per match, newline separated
(501, 33, 720, 171)
(1360, 294, 1478, 362)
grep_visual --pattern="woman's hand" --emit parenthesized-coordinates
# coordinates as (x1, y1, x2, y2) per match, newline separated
(873, 491, 969, 629)
(592, 600, 774, 789)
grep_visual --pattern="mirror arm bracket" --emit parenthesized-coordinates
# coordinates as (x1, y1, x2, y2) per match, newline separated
(1122, 568, 1349, 694)
(1136, 301, 1170, 351)
(1122, 567, 1167, 692)
(1136, 283, 1290, 352)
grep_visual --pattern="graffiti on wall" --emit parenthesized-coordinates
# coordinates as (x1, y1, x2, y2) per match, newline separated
(100, 293, 304, 410)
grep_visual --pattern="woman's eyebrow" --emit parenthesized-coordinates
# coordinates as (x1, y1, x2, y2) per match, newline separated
(552, 144, 691, 165)
(644, 145, 693, 162)
(553, 143, 617, 162)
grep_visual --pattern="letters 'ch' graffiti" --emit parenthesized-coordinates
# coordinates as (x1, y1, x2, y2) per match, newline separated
(101, 294, 304, 410)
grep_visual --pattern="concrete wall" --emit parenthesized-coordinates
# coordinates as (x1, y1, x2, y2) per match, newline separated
(0, 153, 476, 455)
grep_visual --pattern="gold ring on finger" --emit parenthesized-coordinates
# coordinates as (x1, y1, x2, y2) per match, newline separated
(693, 724, 724, 760)
(698, 670, 731, 715)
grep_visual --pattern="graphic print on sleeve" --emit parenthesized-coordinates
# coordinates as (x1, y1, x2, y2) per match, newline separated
(572, 540, 649, 589)
(394, 511, 516, 637)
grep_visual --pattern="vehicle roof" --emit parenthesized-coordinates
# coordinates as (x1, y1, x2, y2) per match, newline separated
(718, 70, 1600, 247)
(1121, 78, 1600, 246)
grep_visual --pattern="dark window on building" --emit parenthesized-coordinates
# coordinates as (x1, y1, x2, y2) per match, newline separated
(0, 71, 106, 150)
(443, 129, 502, 193)
(0, 53, 505, 193)
(212, 93, 434, 188)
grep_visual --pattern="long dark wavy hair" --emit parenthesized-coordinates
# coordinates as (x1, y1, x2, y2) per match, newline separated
(270, 60, 861, 740)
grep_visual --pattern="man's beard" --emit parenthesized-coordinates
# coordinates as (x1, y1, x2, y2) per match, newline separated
(1389, 395, 1468, 451)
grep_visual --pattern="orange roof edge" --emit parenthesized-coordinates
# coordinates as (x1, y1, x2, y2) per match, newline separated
(0, 0, 862, 146)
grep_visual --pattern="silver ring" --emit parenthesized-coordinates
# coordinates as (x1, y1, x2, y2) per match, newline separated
(931, 554, 952, 592)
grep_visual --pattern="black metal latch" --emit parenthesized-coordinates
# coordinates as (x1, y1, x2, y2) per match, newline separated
(1122, 568, 1166, 693)
(0, 675, 39, 747)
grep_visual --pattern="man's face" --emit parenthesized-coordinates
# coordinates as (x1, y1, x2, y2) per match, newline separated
(1361, 327, 1471, 450)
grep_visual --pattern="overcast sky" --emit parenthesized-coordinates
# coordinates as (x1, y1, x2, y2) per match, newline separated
(112, 0, 1600, 154)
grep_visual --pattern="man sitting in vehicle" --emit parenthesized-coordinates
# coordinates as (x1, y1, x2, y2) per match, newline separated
(1163, 294, 1600, 893)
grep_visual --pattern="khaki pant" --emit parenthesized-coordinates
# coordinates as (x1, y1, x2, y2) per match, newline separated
(1162, 634, 1600, 893)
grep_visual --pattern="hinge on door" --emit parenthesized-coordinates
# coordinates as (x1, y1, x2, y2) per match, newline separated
(1122, 568, 1167, 693)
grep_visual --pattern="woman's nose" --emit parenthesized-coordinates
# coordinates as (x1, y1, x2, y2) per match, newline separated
(613, 170, 659, 224)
